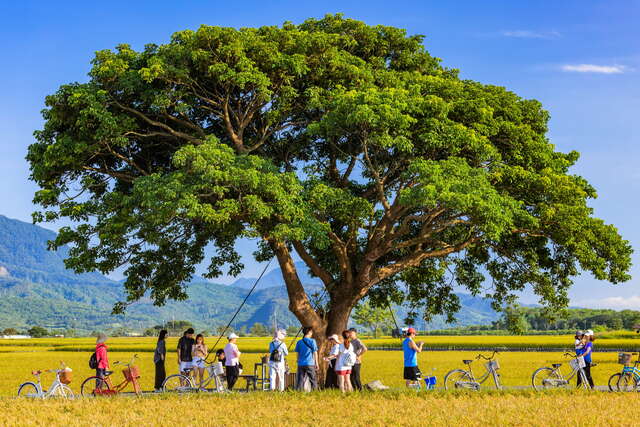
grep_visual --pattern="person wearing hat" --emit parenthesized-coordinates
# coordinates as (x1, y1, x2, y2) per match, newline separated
(402, 327, 424, 388)
(323, 334, 341, 389)
(348, 328, 367, 391)
(95, 333, 110, 382)
(578, 330, 595, 388)
(224, 332, 241, 390)
(268, 329, 288, 391)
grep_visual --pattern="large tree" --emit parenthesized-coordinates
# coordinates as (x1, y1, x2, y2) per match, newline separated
(28, 15, 631, 351)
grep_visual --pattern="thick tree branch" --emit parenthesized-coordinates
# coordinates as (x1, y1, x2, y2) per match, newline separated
(269, 239, 323, 328)
(291, 240, 334, 287)
(369, 236, 480, 286)
(112, 101, 202, 144)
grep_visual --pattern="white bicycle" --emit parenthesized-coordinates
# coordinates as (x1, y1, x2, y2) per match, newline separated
(17, 366, 74, 399)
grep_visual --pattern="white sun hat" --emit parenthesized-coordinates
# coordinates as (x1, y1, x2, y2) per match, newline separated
(228, 333, 239, 340)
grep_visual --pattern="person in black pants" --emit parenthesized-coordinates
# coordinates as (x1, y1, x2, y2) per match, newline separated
(349, 328, 367, 391)
(154, 329, 168, 391)
(323, 335, 340, 389)
(295, 327, 319, 391)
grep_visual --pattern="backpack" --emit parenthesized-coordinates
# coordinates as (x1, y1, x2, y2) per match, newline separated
(89, 352, 98, 369)
(269, 342, 283, 363)
(343, 348, 356, 367)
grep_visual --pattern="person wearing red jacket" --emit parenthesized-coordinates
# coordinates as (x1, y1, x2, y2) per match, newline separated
(95, 333, 110, 378)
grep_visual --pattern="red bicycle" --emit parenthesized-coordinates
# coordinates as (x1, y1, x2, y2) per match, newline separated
(80, 355, 141, 396)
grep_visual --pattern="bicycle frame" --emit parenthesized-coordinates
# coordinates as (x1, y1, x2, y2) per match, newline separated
(549, 358, 588, 387)
(28, 371, 70, 398)
(184, 364, 226, 391)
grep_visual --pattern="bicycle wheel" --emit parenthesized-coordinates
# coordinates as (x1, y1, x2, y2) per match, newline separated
(444, 369, 476, 390)
(617, 373, 638, 392)
(162, 374, 195, 393)
(17, 382, 39, 398)
(608, 373, 622, 392)
(532, 367, 568, 391)
(80, 376, 111, 397)
(50, 384, 74, 399)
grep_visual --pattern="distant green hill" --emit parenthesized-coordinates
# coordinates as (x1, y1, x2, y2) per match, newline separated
(0, 214, 500, 334)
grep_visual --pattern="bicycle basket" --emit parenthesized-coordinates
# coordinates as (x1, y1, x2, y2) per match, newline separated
(485, 360, 500, 371)
(618, 353, 632, 365)
(59, 369, 72, 385)
(123, 366, 140, 381)
(569, 356, 586, 370)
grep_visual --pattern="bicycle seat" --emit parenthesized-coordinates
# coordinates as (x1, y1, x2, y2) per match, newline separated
(463, 360, 473, 365)
(182, 368, 194, 373)
(552, 363, 562, 368)
(31, 370, 43, 376)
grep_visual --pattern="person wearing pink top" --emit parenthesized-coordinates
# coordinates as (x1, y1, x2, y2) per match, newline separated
(95, 333, 110, 378)
(223, 333, 241, 390)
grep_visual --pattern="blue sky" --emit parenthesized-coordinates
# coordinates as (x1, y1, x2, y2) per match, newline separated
(1, 1, 638, 308)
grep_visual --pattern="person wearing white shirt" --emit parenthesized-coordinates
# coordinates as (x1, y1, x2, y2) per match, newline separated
(323, 334, 340, 389)
(334, 330, 356, 393)
(268, 329, 288, 391)
(223, 333, 241, 390)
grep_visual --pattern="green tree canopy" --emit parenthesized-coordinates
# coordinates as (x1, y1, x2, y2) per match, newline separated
(28, 15, 632, 341)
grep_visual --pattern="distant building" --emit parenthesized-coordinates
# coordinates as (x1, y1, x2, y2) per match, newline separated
(1, 335, 31, 339)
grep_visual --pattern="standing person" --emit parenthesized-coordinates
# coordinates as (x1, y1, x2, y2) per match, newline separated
(402, 327, 424, 388)
(578, 330, 595, 388)
(95, 333, 110, 384)
(177, 328, 196, 378)
(193, 334, 208, 389)
(268, 329, 288, 391)
(335, 330, 356, 393)
(323, 334, 340, 389)
(574, 330, 585, 353)
(154, 329, 168, 392)
(294, 326, 319, 391)
(348, 328, 368, 391)
(224, 333, 241, 391)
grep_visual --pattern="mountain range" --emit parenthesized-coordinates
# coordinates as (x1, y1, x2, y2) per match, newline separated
(0, 215, 499, 333)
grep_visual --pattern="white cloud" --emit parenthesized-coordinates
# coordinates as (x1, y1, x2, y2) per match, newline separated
(560, 64, 627, 74)
(501, 30, 560, 39)
(574, 295, 640, 310)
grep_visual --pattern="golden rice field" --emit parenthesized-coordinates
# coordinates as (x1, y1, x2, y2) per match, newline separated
(0, 335, 636, 396)
(0, 390, 638, 426)
(1, 335, 638, 426)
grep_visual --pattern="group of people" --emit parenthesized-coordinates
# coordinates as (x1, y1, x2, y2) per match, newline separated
(294, 326, 368, 393)
(93, 326, 599, 393)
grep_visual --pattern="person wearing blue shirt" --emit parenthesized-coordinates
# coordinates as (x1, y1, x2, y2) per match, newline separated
(577, 329, 595, 388)
(402, 327, 424, 388)
(294, 326, 319, 391)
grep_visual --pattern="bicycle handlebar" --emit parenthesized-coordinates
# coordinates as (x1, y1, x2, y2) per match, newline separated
(114, 354, 138, 367)
(476, 350, 499, 360)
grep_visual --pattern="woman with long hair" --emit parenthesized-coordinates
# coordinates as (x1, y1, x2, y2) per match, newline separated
(334, 330, 356, 393)
(578, 330, 595, 388)
(193, 334, 208, 389)
(154, 329, 168, 391)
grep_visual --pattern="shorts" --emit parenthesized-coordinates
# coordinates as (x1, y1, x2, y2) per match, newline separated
(404, 366, 422, 381)
(180, 361, 194, 372)
(335, 369, 352, 376)
(193, 357, 206, 369)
